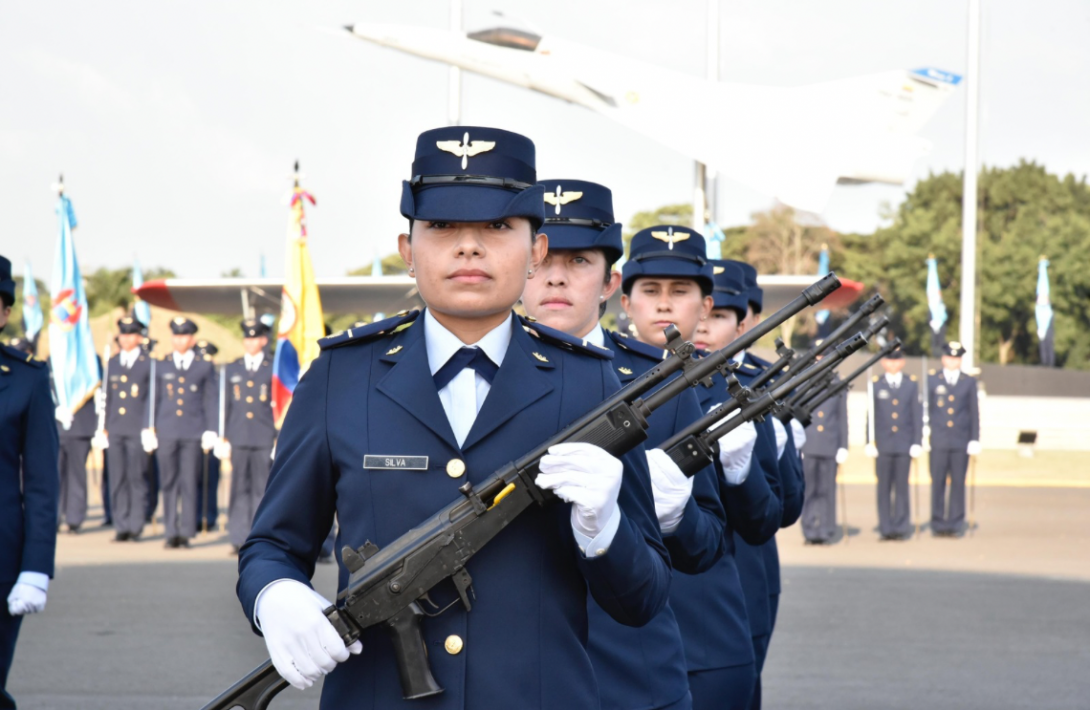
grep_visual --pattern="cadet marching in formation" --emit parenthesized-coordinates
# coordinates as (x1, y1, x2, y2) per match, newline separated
(0, 125, 986, 710)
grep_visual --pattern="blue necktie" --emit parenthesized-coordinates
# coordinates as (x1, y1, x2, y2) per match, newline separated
(433, 347, 498, 391)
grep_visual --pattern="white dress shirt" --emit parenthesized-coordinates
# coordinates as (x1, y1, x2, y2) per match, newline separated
(244, 352, 265, 372)
(943, 369, 959, 386)
(119, 347, 140, 369)
(885, 372, 903, 389)
(173, 350, 195, 371)
(424, 310, 511, 448)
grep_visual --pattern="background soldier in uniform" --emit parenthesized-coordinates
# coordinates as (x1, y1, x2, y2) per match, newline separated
(0, 255, 60, 709)
(148, 317, 217, 549)
(95, 315, 153, 542)
(801, 354, 849, 544)
(214, 319, 276, 554)
(194, 339, 222, 533)
(928, 341, 981, 537)
(865, 348, 923, 540)
(52, 358, 98, 534)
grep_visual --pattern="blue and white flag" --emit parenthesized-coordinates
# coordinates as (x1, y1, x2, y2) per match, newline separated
(815, 245, 831, 327)
(926, 255, 948, 357)
(21, 261, 43, 343)
(703, 220, 726, 260)
(132, 257, 151, 327)
(1036, 257, 1055, 366)
(49, 192, 99, 422)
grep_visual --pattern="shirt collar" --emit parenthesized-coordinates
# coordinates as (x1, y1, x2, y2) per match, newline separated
(174, 350, 194, 369)
(120, 348, 138, 366)
(424, 309, 512, 376)
(731, 349, 746, 366)
(886, 372, 902, 386)
(585, 325, 606, 348)
(943, 368, 959, 383)
(244, 352, 264, 369)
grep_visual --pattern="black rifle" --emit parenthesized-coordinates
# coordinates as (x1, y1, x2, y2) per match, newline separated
(785, 314, 890, 411)
(201, 273, 843, 710)
(791, 339, 903, 425)
(660, 333, 868, 476)
(788, 293, 884, 377)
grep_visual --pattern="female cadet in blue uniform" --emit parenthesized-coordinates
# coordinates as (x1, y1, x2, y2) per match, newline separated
(522, 182, 767, 710)
(0, 255, 60, 709)
(236, 127, 671, 710)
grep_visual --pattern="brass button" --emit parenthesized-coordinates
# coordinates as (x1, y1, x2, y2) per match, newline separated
(177, 398, 184, 406)
(446, 459, 466, 478)
(120, 392, 127, 399)
(817, 411, 825, 418)
(891, 412, 898, 420)
(892, 399, 899, 406)
(949, 395, 956, 401)
(246, 396, 253, 403)
(120, 375, 128, 383)
(179, 376, 185, 383)
(444, 635, 463, 655)
(891, 425, 898, 432)
(119, 407, 126, 415)
(247, 380, 254, 388)
(947, 421, 954, 428)
(246, 412, 254, 419)
(177, 410, 184, 416)
(948, 408, 954, 415)
(817, 425, 825, 432)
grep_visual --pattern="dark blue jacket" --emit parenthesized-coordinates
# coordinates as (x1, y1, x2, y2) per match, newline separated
(0, 344, 59, 583)
(237, 312, 671, 710)
(802, 379, 848, 458)
(223, 357, 276, 448)
(154, 353, 217, 440)
(105, 350, 152, 437)
(867, 374, 923, 454)
(50, 356, 101, 440)
(927, 370, 979, 450)
(587, 330, 727, 710)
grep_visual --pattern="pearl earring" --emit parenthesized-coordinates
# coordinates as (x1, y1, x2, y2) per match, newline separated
(408, 267, 415, 276)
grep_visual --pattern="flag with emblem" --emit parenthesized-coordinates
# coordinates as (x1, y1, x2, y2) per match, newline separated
(926, 255, 948, 357)
(21, 261, 43, 346)
(272, 163, 324, 425)
(48, 182, 100, 424)
(1036, 257, 1055, 367)
(814, 244, 831, 337)
(132, 257, 151, 327)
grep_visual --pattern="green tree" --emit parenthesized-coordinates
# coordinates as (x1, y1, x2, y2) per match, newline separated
(348, 253, 409, 276)
(84, 266, 175, 318)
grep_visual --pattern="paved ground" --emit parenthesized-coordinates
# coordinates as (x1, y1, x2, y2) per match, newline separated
(7, 483, 1089, 708)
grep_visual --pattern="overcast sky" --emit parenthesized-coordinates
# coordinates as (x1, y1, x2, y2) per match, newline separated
(4, 0, 1090, 282)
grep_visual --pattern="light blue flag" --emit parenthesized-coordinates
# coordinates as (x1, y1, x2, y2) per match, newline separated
(372, 253, 384, 277)
(926, 256, 948, 333)
(21, 261, 43, 342)
(1035, 258, 1053, 339)
(703, 220, 725, 260)
(49, 193, 100, 423)
(132, 258, 151, 326)
(815, 246, 831, 326)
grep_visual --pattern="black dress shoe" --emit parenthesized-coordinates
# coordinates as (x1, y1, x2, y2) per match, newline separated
(112, 532, 130, 543)
(67, 524, 81, 535)
(177, 537, 191, 548)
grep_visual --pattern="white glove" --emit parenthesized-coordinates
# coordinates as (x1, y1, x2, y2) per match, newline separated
(91, 431, 109, 451)
(213, 438, 232, 461)
(55, 406, 74, 430)
(790, 418, 807, 450)
(715, 411, 757, 486)
(909, 444, 922, 459)
(94, 389, 107, 416)
(141, 429, 159, 453)
(864, 443, 878, 458)
(256, 580, 362, 690)
(771, 418, 788, 460)
(835, 448, 849, 465)
(536, 442, 623, 540)
(967, 440, 982, 456)
(645, 449, 692, 535)
(7, 583, 47, 616)
(201, 430, 219, 452)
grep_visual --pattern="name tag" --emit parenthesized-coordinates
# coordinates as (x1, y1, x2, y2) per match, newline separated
(363, 455, 429, 471)
(877, 390, 890, 400)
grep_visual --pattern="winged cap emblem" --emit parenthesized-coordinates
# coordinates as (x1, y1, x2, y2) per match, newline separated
(713, 266, 725, 274)
(650, 226, 689, 250)
(436, 131, 497, 170)
(543, 185, 584, 215)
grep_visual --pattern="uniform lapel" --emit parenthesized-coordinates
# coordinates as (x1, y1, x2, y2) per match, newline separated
(460, 322, 554, 451)
(375, 319, 461, 452)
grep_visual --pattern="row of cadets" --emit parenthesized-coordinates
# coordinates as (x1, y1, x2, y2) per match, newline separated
(235, 127, 672, 707)
(521, 181, 766, 710)
(0, 255, 60, 709)
(693, 259, 803, 709)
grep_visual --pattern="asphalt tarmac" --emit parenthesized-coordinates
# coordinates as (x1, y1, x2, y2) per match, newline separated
(7, 484, 1089, 709)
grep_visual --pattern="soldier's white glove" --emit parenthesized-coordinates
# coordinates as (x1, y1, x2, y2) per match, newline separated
(835, 448, 849, 465)
(646, 449, 692, 535)
(715, 410, 757, 485)
(536, 442, 623, 540)
(141, 429, 159, 453)
(7, 583, 47, 616)
(55, 406, 74, 430)
(771, 418, 789, 460)
(91, 431, 109, 451)
(94, 389, 107, 416)
(256, 580, 362, 690)
(790, 418, 807, 450)
(967, 440, 982, 456)
(909, 444, 923, 459)
(213, 438, 232, 461)
(201, 430, 218, 452)
(864, 443, 878, 458)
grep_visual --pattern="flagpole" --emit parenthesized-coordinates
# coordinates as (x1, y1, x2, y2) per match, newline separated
(959, 0, 981, 371)
(448, 0, 462, 126)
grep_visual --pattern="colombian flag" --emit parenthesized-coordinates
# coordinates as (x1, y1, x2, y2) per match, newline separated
(272, 176, 324, 426)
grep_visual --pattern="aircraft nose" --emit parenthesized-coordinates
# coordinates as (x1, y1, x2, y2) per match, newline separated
(343, 24, 354, 33)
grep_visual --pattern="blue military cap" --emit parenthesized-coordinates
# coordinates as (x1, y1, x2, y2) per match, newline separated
(0, 255, 15, 305)
(884, 346, 905, 360)
(708, 260, 750, 317)
(726, 260, 762, 314)
(117, 314, 145, 335)
(169, 316, 198, 335)
(401, 126, 545, 231)
(622, 226, 714, 295)
(240, 319, 270, 338)
(942, 341, 966, 357)
(538, 179, 624, 264)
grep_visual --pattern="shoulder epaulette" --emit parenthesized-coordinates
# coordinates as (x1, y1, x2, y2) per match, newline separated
(910, 374, 918, 382)
(872, 375, 879, 382)
(737, 361, 762, 374)
(320, 310, 420, 350)
(928, 369, 936, 376)
(0, 343, 45, 368)
(519, 317, 613, 360)
(603, 329, 665, 363)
